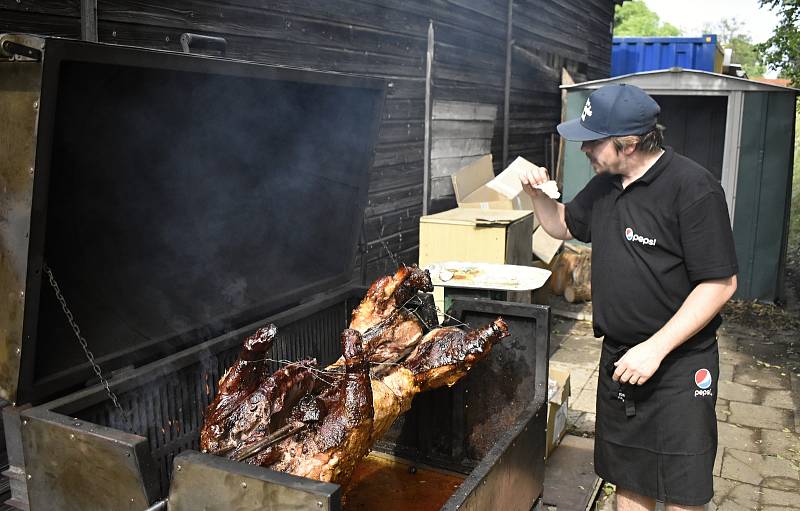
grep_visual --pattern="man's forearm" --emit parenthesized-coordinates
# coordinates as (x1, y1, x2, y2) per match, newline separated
(532, 197, 572, 240)
(613, 275, 738, 385)
(649, 275, 738, 358)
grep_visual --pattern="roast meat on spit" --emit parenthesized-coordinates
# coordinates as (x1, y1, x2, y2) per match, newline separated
(200, 265, 510, 487)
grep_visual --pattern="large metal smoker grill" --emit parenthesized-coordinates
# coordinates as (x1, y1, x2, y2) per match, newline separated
(0, 34, 550, 511)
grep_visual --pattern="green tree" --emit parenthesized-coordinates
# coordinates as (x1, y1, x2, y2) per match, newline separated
(708, 18, 767, 77)
(614, 0, 682, 37)
(755, 0, 800, 86)
(728, 36, 767, 77)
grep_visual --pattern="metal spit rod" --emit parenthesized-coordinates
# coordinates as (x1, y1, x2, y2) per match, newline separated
(143, 499, 168, 511)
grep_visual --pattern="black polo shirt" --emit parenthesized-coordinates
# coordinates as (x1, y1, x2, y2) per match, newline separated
(564, 146, 738, 350)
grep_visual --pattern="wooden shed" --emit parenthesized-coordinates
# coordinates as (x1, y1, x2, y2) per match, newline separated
(561, 69, 798, 302)
(0, 0, 619, 280)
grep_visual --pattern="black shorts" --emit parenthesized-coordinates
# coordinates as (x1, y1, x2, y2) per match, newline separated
(594, 339, 719, 506)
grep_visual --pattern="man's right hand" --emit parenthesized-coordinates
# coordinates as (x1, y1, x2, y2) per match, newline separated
(519, 164, 552, 199)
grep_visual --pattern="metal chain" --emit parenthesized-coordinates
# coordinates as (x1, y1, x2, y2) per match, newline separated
(43, 263, 133, 431)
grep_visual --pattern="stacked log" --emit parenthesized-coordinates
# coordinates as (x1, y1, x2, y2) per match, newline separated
(549, 243, 592, 303)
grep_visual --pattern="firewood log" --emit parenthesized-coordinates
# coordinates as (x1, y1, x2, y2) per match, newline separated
(549, 251, 580, 295)
(564, 252, 591, 303)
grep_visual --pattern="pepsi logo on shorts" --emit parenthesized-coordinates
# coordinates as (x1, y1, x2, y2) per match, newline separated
(694, 368, 713, 397)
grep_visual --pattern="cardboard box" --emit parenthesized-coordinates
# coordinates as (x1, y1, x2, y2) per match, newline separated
(419, 208, 534, 315)
(419, 208, 533, 266)
(532, 226, 563, 265)
(546, 367, 571, 458)
(451, 155, 535, 212)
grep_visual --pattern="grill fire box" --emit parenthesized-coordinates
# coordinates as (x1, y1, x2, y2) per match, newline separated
(0, 34, 550, 511)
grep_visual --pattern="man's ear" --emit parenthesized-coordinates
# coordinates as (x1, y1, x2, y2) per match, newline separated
(623, 143, 638, 156)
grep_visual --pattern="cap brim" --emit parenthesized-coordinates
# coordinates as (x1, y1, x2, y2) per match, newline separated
(556, 118, 608, 142)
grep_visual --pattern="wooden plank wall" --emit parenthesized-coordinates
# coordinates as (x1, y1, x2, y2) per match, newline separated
(0, 0, 615, 281)
(430, 100, 497, 201)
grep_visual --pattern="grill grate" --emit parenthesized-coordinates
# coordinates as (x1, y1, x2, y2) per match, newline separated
(76, 302, 349, 496)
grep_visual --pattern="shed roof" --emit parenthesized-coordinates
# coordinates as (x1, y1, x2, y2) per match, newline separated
(562, 68, 798, 94)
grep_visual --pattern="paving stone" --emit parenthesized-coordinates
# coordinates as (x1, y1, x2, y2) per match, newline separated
(718, 422, 759, 454)
(728, 402, 794, 431)
(711, 477, 760, 511)
(550, 347, 601, 367)
(571, 388, 596, 414)
(731, 326, 768, 339)
(720, 449, 799, 491)
(719, 362, 735, 382)
(760, 429, 800, 462)
(558, 335, 602, 353)
(719, 348, 755, 366)
(792, 372, 800, 433)
(566, 409, 595, 437)
(733, 365, 791, 390)
(761, 486, 800, 507)
(582, 371, 598, 391)
(761, 389, 795, 410)
(714, 447, 724, 477)
(719, 380, 760, 404)
(717, 332, 738, 349)
(717, 402, 731, 423)
(565, 366, 596, 394)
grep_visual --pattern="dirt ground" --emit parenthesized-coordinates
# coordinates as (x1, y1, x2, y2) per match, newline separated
(720, 240, 800, 376)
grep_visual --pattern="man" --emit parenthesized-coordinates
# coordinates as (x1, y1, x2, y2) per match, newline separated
(520, 84, 738, 511)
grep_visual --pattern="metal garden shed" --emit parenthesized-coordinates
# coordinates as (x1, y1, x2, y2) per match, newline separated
(561, 69, 798, 302)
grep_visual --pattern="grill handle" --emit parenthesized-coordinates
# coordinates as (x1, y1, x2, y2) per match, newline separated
(180, 33, 227, 56)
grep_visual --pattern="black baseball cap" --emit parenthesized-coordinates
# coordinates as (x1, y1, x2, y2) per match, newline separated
(557, 83, 660, 142)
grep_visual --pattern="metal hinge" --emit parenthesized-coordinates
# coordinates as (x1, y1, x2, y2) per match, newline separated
(0, 34, 43, 61)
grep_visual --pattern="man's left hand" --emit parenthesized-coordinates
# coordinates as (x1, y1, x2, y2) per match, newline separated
(612, 341, 665, 385)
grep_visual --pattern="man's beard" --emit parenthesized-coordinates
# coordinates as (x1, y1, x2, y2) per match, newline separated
(587, 156, 605, 173)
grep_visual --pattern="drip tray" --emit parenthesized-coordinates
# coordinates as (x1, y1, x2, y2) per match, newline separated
(344, 452, 466, 511)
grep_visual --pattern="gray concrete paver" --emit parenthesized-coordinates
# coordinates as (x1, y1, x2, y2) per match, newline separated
(719, 380, 760, 403)
(761, 486, 800, 507)
(718, 422, 759, 454)
(762, 389, 796, 410)
(720, 448, 799, 491)
(760, 429, 800, 463)
(733, 365, 792, 390)
(557, 335, 602, 353)
(728, 402, 795, 431)
(553, 363, 595, 393)
(550, 346, 601, 366)
(547, 312, 800, 510)
(719, 348, 756, 366)
(712, 477, 761, 510)
(571, 388, 597, 414)
(714, 447, 724, 477)
(720, 362, 735, 382)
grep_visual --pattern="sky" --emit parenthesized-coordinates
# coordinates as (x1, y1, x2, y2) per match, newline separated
(642, 0, 779, 44)
(641, 0, 780, 76)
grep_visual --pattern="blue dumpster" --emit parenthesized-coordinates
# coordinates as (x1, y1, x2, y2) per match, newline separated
(611, 35, 723, 76)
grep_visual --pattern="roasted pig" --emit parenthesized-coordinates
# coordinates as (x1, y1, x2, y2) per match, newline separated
(201, 267, 510, 489)
(333, 265, 435, 369)
(268, 329, 374, 483)
(369, 318, 509, 442)
(199, 324, 317, 460)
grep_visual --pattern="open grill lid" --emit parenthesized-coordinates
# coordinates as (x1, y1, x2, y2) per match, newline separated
(1, 35, 386, 405)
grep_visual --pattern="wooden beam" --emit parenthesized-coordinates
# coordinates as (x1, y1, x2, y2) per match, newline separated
(502, 0, 513, 169)
(423, 20, 434, 216)
(81, 0, 97, 42)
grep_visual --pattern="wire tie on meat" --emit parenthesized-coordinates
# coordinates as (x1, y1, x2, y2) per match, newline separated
(231, 422, 307, 462)
(379, 238, 402, 269)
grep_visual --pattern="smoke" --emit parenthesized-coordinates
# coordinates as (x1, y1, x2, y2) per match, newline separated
(36, 53, 383, 385)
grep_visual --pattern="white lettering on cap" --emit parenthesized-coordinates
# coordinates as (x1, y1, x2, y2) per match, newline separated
(581, 98, 593, 122)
